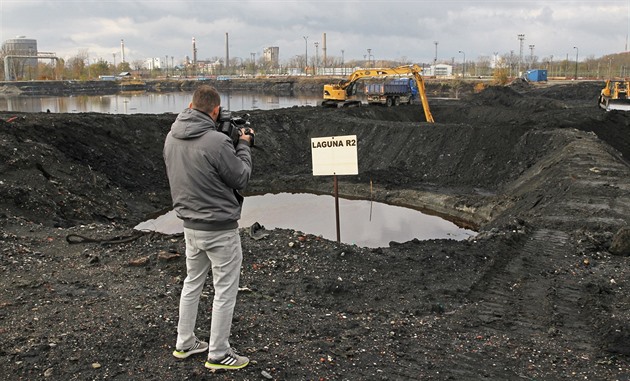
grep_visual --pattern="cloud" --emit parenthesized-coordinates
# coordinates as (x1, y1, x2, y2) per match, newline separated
(1, 0, 629, 65)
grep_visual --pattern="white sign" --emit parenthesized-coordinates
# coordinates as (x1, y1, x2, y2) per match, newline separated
(311, 135, 358, 176)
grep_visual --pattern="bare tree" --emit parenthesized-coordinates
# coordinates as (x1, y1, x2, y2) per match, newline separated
(477, 55, 492, 77)
(65, 49, 89, 79)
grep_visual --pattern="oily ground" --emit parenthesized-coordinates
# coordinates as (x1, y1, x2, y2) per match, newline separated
(3, 80, 630, 380)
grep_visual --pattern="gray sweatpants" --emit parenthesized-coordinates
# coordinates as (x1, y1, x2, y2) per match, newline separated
(175, 227, 243, 359)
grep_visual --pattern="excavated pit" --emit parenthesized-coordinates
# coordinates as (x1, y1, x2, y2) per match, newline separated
(3, 81, 630, 380)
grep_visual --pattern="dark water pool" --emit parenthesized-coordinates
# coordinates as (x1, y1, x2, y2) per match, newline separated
(135, 193, 476, 248)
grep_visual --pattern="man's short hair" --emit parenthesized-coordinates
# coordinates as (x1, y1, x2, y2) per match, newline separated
(192, 85, 221, 114)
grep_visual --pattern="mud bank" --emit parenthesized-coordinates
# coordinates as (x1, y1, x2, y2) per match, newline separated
(3, 80, 630, 380)
(0, 76, 475, 98)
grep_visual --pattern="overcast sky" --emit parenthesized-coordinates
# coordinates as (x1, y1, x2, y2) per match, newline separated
(1, 0, 629, 66)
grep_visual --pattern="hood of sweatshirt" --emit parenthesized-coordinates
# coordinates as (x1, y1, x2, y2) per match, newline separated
(170, 108, 216, 140)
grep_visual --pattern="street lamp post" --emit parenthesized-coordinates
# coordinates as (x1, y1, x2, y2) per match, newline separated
(303, 36, 308, 75)
(518, 34, 525, 75)
(573, 46, 579, 80)
(314, 42, 319, 75)
(458, 50, 466, 78)
(609, 58, 612, 78)
(232, 57, 243, 76)
(341, 49, 344, 75)
(367, 48, 371, 67)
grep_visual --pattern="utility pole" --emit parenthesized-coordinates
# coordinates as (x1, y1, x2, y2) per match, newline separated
(341, 49, 344, 75)
(303, 36, 308, 75)
(529, 44, 535, 69)
(573, 46, 579, 80)
(322, 32, 327, 73)
(314, 42, 319, 75)
(518, 34, 525, 75)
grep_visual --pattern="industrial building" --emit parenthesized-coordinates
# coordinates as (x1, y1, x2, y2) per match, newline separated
(263, 46, 279, 68)
(2, 36, 38, 80)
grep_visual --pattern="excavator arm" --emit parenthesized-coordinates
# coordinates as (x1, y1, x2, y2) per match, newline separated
(411, 70, 434, 123)
(322, 64, 434, 123)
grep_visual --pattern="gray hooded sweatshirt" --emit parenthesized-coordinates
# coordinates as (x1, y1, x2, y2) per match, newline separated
(163, 108, 252, 231)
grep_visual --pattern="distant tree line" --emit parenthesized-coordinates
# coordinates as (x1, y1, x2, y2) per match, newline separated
(3, 48, 630, 81)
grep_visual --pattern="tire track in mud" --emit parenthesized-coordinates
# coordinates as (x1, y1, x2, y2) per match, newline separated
(447, 228, 596, 376)
(468, 229, 571, 331)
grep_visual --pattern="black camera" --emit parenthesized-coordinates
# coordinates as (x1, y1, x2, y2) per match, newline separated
(216, 107, 254, 147)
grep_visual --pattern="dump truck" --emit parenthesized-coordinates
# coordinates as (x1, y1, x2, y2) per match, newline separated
(322, 64, 434, 123)
(599, 80, 630, 111)
(365, 78, 418, 106)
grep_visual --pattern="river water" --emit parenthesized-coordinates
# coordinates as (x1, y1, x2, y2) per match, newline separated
(0, 91, 322, 114)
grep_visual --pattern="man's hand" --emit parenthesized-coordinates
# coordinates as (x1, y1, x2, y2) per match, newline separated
(239, 128, 255, 147)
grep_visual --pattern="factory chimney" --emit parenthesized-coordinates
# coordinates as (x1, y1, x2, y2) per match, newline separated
(120, 39, 125, 63)
(192, 37, 197, 65)
(192, 37, 198, 76)
(225, 33, 229, 72)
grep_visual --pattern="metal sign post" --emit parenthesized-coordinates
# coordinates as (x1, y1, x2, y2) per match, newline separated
(334, 174, 340, 242)
(311, 135, 358, 243)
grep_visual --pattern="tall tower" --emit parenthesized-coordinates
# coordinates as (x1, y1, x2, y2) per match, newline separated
(120, 39, 125, 63)
(192, 37, 198, 76)
(225, 33, 229, 71)
(192, 37, 197, 65)
(434, 41, 438, 67)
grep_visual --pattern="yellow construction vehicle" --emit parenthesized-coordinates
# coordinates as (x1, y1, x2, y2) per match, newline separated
(599, 80, 630, 111)
(322, 64, 434, 123)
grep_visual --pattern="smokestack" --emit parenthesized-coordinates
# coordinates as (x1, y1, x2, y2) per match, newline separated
(192, 37, 197, 65)
(120, 39, 125, 63)
(322, 33, 327, 69)
(225, 33, 229, 70)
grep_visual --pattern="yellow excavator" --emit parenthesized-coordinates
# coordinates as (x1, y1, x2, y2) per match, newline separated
(599, 80, 630, 111)
(322, 64, 434, 123)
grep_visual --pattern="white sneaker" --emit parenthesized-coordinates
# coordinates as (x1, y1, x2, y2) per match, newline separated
(172, 338, 208, 359)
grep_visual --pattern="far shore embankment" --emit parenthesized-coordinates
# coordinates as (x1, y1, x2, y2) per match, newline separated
(0, 76, 479, 98)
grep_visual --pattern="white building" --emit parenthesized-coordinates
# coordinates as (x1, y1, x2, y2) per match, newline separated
(144, 57, 164, 70)
(423, 64, 453, 77)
